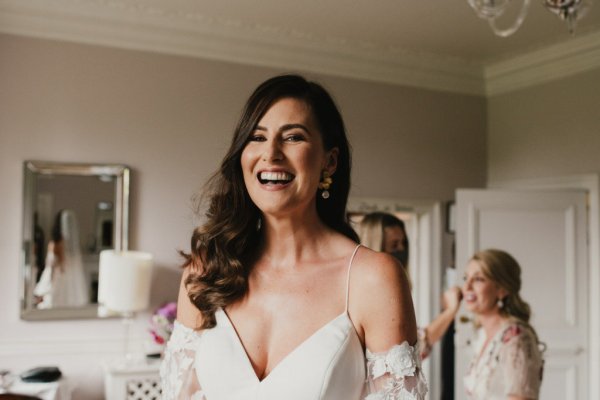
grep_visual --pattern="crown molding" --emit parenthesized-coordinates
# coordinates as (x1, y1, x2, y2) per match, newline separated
(0, 0, 485, 95)
(1, 0, 599, 97)
(484, 29, 600, 96)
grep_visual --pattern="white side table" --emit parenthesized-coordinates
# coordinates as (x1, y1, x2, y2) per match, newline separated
(103, 359, 161, 400)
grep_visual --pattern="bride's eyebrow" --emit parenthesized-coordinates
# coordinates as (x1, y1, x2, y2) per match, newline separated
(255, 124, 312, 135)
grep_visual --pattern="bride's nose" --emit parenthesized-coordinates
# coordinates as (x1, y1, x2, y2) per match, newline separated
(462, 277, 472, 291)
(262, 139, 284, 162)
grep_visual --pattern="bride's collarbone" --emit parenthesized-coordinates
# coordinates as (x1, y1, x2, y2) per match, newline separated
(226, 290, 346, 341)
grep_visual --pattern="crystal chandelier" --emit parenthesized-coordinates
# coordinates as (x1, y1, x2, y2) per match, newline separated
(467, 0, 593, 37)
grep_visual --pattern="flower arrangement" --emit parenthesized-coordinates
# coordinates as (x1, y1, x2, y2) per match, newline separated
(149, 302, 177, 345)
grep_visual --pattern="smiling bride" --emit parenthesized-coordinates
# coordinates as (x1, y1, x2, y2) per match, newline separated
(160, 74, 427, 400)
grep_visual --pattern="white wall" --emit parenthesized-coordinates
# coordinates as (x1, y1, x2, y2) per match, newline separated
(0, 33, 486, 399)
(487, 67, 600, 184)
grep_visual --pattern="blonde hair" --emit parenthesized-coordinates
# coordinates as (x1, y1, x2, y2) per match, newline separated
(357, 213, 385, 252)
(471, 249, 532, 323)
(358, 212, 411, 288)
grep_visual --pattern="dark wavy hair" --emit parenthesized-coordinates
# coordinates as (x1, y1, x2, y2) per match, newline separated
(183, 74, 358, 329)
(51, 210, 65, 242)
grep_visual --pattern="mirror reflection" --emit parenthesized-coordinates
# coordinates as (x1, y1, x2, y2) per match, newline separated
(21, 161, 130, 320)
(34, 208, 91, 309)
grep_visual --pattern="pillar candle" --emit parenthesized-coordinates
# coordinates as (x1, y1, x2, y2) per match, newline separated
(98, 250, 153, 313)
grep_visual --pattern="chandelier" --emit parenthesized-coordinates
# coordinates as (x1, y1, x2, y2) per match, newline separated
(467, 0, 593, 37)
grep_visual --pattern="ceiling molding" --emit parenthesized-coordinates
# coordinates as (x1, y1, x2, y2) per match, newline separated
(0, 0, 485, 95)
(1, 0, 598, 97)
(484, 30, 600, 96)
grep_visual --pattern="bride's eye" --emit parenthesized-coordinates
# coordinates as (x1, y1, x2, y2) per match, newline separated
(284, 133, 306, 142)
(249, 134, 266, 142)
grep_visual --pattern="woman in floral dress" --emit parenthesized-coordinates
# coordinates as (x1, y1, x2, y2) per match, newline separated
(461, 249, 544, 400)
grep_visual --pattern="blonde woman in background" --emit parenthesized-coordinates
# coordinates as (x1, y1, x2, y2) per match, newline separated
(460, 249, 544, 400)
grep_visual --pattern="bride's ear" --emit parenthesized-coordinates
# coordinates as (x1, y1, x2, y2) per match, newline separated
(324, 147, 339, 176)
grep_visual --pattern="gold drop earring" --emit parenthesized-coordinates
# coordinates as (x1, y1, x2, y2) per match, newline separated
(318, 171, 333, 199)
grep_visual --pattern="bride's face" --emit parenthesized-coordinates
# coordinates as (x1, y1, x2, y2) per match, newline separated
(240, 97, 335, 217)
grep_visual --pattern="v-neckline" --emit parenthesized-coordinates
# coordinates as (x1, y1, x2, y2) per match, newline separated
(218, 308, 350, 383)
(473, 321, 508, 369)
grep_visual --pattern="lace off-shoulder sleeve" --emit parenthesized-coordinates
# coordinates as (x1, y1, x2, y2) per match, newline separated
(160, 321, 206, 400)
(364, 341, 428, 400)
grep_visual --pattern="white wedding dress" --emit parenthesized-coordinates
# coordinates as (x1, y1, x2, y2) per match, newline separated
(160, 245, 428, 400)
(34, 210, 89, 308)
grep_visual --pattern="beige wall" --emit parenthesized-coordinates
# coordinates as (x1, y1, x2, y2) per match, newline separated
(487, 68, 600, 184)
(0, 33, 486, 399)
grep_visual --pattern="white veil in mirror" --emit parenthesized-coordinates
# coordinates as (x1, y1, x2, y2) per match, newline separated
(34, 209, 89, 308)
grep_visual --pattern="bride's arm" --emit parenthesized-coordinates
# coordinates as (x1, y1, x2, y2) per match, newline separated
(160, 267, 206, 400)
(350, 249, 427, 400)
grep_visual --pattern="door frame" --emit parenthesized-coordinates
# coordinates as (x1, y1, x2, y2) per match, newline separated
(488, 174, 600, 400)
(347, 197, 444, 399)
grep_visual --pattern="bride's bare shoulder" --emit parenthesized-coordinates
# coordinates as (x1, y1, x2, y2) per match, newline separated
(352, 246, 406, 288)
(349, 246, 416, 347)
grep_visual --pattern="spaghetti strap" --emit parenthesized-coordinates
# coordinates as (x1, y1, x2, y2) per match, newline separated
(345, 244, 361, 313)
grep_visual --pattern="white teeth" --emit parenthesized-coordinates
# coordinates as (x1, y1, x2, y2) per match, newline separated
(465, 293, 476, 301)
(259, 171, 293, 182)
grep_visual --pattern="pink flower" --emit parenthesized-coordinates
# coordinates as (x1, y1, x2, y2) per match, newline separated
(157, 302, 177, 320)
(150, 330, 165, 344)
(149, 302, 177, 344)
(501, 325, 522, 343)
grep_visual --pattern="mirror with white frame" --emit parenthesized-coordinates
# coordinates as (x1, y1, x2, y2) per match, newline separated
(21, 161, 130, 320)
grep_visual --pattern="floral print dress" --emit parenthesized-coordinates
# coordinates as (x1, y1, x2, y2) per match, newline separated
(464, 321, 544, 400)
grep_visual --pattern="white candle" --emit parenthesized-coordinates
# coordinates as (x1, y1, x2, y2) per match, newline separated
(98, 250, 153, 313)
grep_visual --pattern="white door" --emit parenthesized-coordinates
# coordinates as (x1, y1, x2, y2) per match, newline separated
(454, 189, 588, 400)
